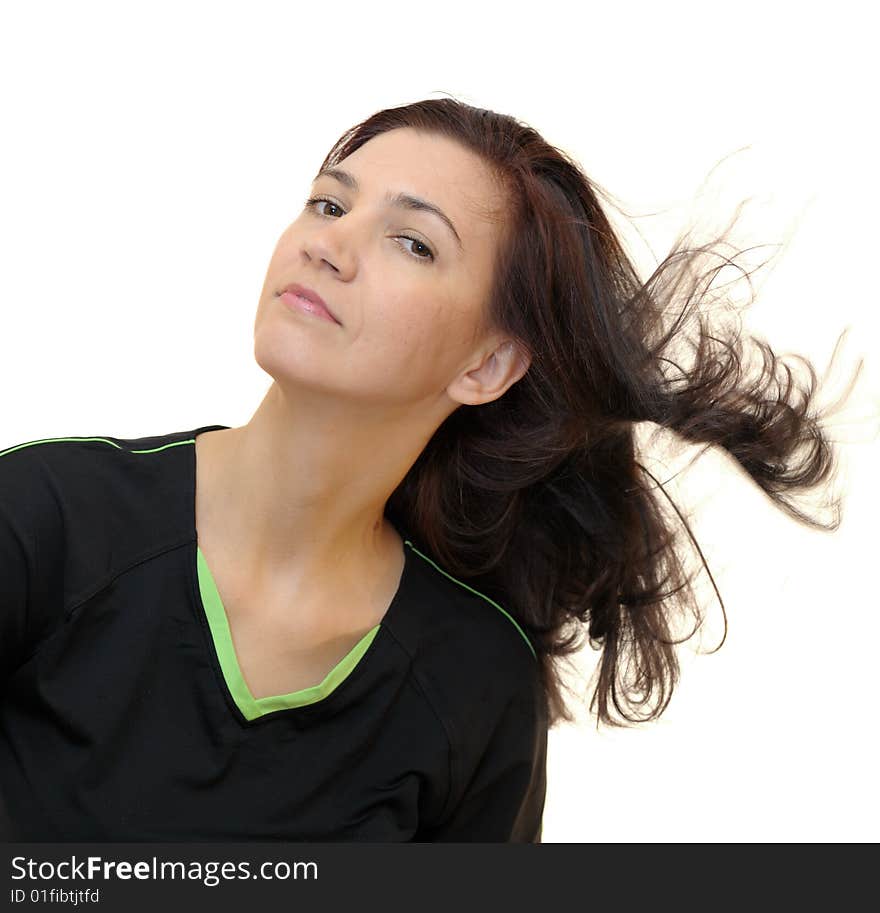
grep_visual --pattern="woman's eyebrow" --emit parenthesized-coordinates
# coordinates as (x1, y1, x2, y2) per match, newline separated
(313, 166, 463, 251)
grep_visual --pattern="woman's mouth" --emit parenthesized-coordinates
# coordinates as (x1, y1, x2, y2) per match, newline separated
(277, 284, 341, 325)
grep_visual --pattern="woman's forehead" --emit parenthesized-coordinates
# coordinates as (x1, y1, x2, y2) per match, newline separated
(335, 128, 507, 225)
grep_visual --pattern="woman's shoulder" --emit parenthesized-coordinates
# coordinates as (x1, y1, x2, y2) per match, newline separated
(398, 538, 535, 653)
(0, 429, 162, 485)
(388, 537, 540, 724)
(0, 427, 197, 616)
(0, 429, 180, 527)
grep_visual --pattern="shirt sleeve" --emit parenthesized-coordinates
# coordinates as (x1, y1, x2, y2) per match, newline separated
(0, 443, 62, 686)
(418, 667, 549, 843)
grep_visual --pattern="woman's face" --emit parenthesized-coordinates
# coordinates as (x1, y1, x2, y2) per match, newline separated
(253, 127, 516, 412)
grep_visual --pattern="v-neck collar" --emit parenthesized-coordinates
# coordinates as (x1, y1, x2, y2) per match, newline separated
(193, 541, 410, 722)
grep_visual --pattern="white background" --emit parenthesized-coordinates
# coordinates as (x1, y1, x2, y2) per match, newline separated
(1, 1, 877, 841)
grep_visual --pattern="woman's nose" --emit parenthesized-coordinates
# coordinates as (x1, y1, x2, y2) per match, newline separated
(300, 221, 357, 278)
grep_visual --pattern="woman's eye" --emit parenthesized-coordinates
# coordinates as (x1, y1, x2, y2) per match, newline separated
(305, 196, 343, 218)
(396, 236, 435, 262)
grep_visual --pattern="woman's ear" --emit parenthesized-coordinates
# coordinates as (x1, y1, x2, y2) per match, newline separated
(448, 339, 532, 406)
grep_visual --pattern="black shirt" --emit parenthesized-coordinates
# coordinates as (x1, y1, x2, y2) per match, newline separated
(0, 425, 547, 842)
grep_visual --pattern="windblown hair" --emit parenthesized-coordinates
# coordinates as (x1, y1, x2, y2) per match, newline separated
(318, 96, 863, 730)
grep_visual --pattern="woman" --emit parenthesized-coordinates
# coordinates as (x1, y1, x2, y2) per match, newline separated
(0, 97, 859, 842)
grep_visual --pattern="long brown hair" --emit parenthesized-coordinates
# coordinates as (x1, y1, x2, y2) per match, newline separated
(318, 96, 864, 729)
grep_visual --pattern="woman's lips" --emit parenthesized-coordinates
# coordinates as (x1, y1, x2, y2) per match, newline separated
(279, 290, 340, 324)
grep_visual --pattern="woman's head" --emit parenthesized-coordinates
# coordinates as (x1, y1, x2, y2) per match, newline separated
(257, 96, 857, 729)
(254, 125, 530, 421)
(259, 97, 670, 449)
